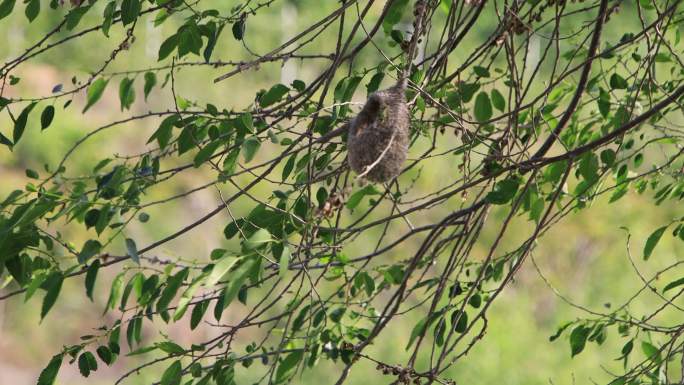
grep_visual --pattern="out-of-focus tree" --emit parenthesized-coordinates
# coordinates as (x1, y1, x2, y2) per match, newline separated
(1, 0, 684, 384)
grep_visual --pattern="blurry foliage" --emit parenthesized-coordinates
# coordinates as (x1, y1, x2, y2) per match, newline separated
(1, 0, 684, 385)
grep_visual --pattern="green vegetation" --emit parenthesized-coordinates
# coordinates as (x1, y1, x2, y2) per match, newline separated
(1, 1, 684, 385)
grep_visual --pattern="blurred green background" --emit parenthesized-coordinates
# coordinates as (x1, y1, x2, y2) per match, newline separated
(1, 1, 683, 384)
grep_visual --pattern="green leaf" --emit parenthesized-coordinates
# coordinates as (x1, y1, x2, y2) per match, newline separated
(569, 325, 590, 357)
(190, 300, 209, 330)
(241, 137, 260, 163)
(120, 0, 140, 25)
(83, 78, 108, 113)
(40, 105, 55, 130)
(232, 19, 245, 40)
(157, 341, 185, 355)
(13, 102, 37, 144)
(25, 272, 47, 302)
(119, 78, 135, 111)
(259, 84, 289, 107)
(102, 1, 115, 36)
(160, 360, 182, 385)
(474, 92, 492, 123)
(244, 229, 272, 250)
(85, 259, 101, 301)
(147, 114, 179, 150)
(156, 268, 189, 314)
(178, 24, 203, 57)
(222, 148, 240, 175)
(279, 245, 291, 278)
(125, 238, 140, 264)
(37, 354, 63, 385)
(25, 0, 39, 22)
(382, 0, 409, 34)
(597, 88, 610, 118)
(473, 66, 490, 78)
(105, 272, 125, 313)
(485, 177, 520, 205)
(578, 152, 599, 183)
(275, 350, 304, 383)
(0, 0, 16, 21)
(173, 274, 204, 321)
(65, 5, 91, 30)
(346, 185, 380, 209)
(193, 140, 221, 167)
(240, 112, 254, 133)
(663, 277, 684, 293)
(143, 72, 157, 101)
(78, 240, 102, 264)
(490, 89, 505, 111)
(221, 258, 256, 309)
(206, 255, 238, 287)
(641, 341, 661, 363)
(643, 226, 667, 260)
(158, 34, 178, 61)
(406, 317, 428, 350)
(41, 272, 64, 320)
(96, 345, 113, 365)
(610, 73, 628, 90)
(451, 310, 468, 333)
(78, 352, 97, 377)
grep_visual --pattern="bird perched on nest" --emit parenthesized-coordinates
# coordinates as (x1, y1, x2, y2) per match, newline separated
(346, 83, 410, 183)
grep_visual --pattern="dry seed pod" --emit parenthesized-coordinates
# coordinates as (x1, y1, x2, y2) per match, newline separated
(346, 83, 409, 183)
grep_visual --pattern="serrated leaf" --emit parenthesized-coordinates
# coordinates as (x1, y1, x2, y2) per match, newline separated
(77, 352, 97, 377)
(37, 354, 63, 385)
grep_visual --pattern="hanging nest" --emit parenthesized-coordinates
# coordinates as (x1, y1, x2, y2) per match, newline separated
(346, 84, 410, 183)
